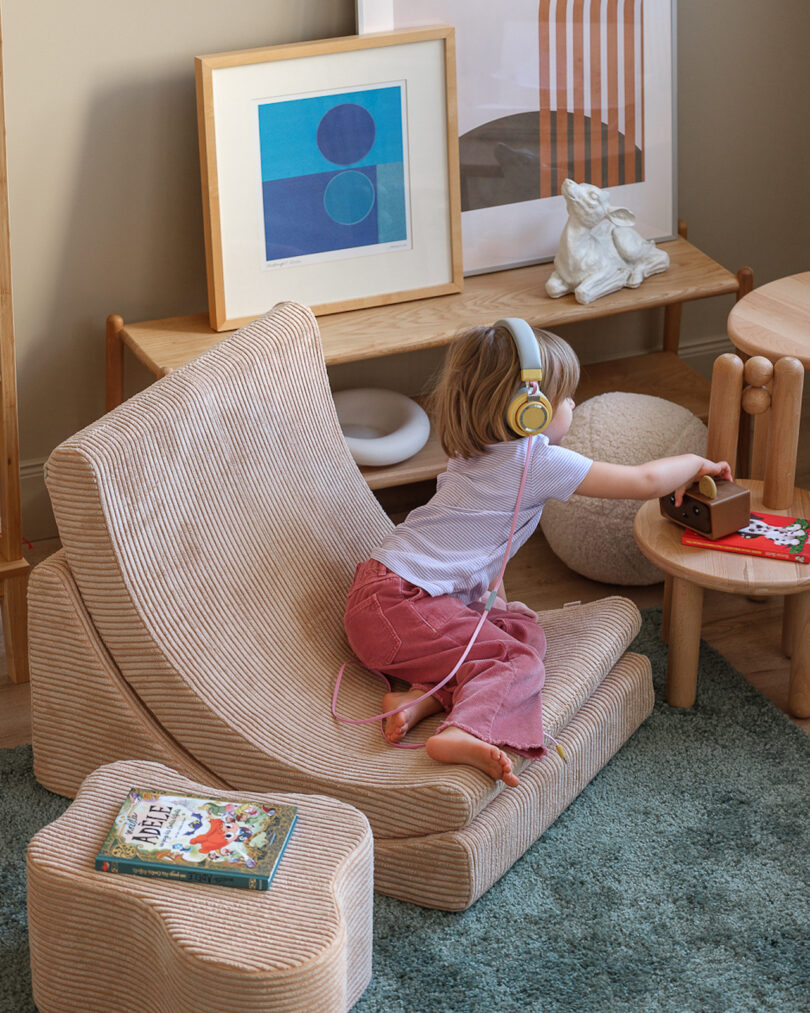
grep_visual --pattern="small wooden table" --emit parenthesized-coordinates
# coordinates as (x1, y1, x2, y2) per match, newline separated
(634, 481, 810, 719)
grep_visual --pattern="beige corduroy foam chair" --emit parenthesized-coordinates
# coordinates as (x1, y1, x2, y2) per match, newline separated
(30, 301, 654, 910)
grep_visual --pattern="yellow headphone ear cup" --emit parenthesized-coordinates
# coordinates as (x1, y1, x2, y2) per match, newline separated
(507, 390, 553, 436)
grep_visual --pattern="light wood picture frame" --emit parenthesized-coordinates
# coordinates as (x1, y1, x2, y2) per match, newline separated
(196, 27, 463, 332)
(357, 1, 677, 276)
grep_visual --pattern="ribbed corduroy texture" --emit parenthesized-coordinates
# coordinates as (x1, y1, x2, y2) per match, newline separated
(29, 547, 651, 907)
(27, 760, 374, 1013)
(32, 300, 654, 907)
(29, 551, 220, 796)
(374, 651, 652, 909)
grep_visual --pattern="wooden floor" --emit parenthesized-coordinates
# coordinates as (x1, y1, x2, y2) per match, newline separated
(3, 448, 810, 749)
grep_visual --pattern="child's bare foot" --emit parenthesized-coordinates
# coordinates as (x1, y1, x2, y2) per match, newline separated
(425, 726, 520, 787)
(381, 688, 443, 743)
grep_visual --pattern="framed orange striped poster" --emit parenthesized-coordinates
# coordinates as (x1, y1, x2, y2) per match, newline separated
(358, 0, 676, 275)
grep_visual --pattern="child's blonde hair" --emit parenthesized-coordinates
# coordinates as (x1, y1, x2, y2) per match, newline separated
(429, 323, 580, 459)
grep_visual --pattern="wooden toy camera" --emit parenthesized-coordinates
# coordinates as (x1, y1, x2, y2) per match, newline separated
(659, 475, 751, 540)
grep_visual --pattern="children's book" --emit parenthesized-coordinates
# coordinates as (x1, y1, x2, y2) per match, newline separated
(95, 786, 298, 891)
(681, 511, 810, 563)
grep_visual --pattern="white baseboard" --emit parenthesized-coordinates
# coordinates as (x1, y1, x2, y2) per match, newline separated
(21, 458, 55, 543)
(678, 334, 735, 379)
(679, 334, 810, 407)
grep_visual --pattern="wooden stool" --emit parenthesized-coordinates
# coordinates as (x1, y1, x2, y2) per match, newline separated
(728, 272, 810, 366)
(27, 760, 374, 1013)
(728, 273, 810, 477)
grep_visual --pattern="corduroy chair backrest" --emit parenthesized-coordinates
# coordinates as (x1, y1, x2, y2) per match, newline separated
(45, 302, 500, 836)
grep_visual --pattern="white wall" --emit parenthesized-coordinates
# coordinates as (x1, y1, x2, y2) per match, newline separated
(4, 0, 809, 538)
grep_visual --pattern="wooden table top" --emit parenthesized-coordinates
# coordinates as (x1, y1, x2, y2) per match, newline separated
(728, 272, 810, 366)
(634, 480, 810, 596)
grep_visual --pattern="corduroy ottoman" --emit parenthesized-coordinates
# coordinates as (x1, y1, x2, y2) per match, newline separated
(27, 760, 374, 1013)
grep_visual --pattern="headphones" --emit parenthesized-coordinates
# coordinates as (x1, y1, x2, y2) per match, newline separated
(496, 317, 554, 437)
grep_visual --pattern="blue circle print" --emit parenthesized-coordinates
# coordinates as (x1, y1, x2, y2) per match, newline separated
(316, 103, 376, 165)
(323, 171, 376, 226)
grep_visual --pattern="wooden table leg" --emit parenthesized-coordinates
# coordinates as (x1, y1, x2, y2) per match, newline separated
(665, 576, 704, 708)
(105, 314, 125, 412)
(661, 574, 672, 644)
(786, 590, 810, 718)
(782, 592, 797, 657)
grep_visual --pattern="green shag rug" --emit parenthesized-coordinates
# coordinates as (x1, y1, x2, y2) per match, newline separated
(2, 609, 809, 1013)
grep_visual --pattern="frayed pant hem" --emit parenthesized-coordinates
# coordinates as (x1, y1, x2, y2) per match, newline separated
(434, 719, 548, 761)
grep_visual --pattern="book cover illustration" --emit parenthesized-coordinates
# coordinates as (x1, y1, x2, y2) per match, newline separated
(681, 511, 810, 563)
(95, 787, 298, 891)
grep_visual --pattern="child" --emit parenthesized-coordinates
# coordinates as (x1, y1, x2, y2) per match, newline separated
(343, 321, 731, 788)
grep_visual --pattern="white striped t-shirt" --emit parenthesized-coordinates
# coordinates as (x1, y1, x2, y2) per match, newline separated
(372, 435, 592, 605)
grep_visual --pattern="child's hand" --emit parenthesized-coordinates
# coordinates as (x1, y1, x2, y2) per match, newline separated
(672, 459, 732, 507)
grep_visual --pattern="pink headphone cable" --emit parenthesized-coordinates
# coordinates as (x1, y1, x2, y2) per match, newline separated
(333, 410, 566, 759)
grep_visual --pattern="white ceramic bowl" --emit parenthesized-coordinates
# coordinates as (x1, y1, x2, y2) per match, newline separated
(332, 387, 431, 467)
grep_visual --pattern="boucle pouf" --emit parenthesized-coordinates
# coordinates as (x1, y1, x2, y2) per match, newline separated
(540, 392, 708, 585)
(27, 760, 374, 1013)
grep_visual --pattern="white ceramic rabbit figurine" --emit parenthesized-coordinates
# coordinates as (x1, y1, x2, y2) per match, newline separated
(545, 178, 670, 304)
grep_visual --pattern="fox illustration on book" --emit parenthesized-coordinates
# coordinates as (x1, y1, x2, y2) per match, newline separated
(739, 514, 809, 553)
(189, 811, 265, 867)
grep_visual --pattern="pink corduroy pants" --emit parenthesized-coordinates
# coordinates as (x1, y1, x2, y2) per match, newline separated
(344, 559, 548, 758)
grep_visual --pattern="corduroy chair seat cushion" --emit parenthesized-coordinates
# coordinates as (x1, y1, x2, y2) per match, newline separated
(44, 302, 641, 839)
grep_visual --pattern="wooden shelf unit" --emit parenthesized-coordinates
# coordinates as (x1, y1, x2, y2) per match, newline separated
(107, 234, 752, 490)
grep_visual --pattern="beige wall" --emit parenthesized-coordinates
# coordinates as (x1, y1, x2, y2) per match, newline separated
(677, 0, 810, 347)
(3, 0, 355, 537)
(3, 0, 809, 538)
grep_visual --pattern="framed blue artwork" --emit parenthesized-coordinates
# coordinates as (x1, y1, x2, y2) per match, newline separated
(257, 86, 409, 263)
(196, 28, 462, 331)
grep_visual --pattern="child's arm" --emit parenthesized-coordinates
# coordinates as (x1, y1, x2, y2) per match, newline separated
(575, 454, 732, 507)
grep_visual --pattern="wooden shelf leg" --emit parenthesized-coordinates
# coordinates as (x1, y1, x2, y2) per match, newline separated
(2, 572, 29, 683)
(662, 301, 682, 354)
(786, 590, 810, 718)
(735, 266, 754, 301)
(105, 314, 125, 412)
(665, 576, 704, 708)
